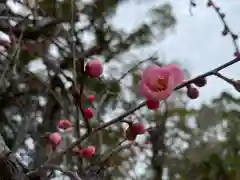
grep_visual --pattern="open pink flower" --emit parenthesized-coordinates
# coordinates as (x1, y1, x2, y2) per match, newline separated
(139, 64, 184, 101)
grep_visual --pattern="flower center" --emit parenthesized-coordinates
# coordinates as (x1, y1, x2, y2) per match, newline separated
(151, 76, 168, 92)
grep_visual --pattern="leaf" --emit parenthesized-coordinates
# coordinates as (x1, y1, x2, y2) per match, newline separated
(195, 105, 222, 131)
(132, 71, 141, 86)
(39, 0, 57, 17)
(19, 49, 38, 66)
(126, 24, 152, 46)
(150, 3, 176, 30)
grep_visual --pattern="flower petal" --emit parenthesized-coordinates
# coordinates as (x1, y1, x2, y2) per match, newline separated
(142, 66, 171, 88)
(164, 64, 184, 85)
(139, 76, 174, 101)
(141, 66, 161, 84)
(139, 80, 156, 100)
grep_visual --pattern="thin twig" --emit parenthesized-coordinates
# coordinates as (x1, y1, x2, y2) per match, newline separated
(207, 0, 239, 55)
(101, 141, 133, 166)
(11, 99, 37, 152)
(39, 55, 240, 168)
(118, 52, 157, 81)
(189, 0, 196, 16)
(93, 92, 110, 153)
(100, 139, 126, 163)
(214, 72, 234, 85)
(28, 165, 82, 180)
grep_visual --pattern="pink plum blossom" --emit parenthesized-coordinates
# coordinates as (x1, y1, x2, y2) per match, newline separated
(139, 64, 184, 101)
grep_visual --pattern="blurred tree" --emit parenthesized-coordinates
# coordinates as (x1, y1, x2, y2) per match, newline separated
(0, 0, 178, 179)
(0, 0, 239, 179)
(140, 92, 240, 180)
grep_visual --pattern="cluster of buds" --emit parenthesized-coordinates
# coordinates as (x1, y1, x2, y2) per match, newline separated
(206, 0, 240, 57)
(82, 94, 97, 120)
(45, 59, 104, 151)
(186, 77, 207, 100)
(44, 120, 73, 150)
(73, 146, 96, 159)
(45, 119, 98, 159)
(80, 59, 104, 120)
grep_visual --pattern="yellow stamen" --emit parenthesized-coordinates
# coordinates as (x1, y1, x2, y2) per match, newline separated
(154, 76, 168, 92)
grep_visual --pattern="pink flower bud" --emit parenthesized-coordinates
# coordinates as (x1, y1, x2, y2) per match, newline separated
(146, 100, 160, 110)
(187, 85, 199, 99)
(83, 108, 94, 120)
(79, 146, 96, 159)
(58, 120, 72, 130)
(220, 13, 225, 18)
(86, 59, 103, 77)
(193, 77, 207, 87)
(207, 1, 213, 7)
(233, 80, 240, 92)
(234, 51, 240, 57)
(87, 95, 95, 103)
(49, 132, 61, 150)
(132, 122, 146, 135)
(125, 127, 137, 141)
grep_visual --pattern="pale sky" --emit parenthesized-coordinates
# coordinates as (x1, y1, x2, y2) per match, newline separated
(112, 0, 240, 108)
(5, 0, 238, 176)
(6, 0, 240, 109)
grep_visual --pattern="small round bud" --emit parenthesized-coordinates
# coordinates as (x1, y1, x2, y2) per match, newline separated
(234, 51, 240, 57)
(79, 146, 96, 159)
(220, 13, 225, 18)
(193, 77, 207, 87)
(132, 122, 146, 135)
(86, 59, 103, 77)
(232, 34, 238, 40)
(233, 80, 240, 92)
(146, 100, 160, 110)
(207, 1, 213, 7)
(191, 2, 196, 7)
(222, 29, 228, 36)
(83, 108, 94, 120)
(187, 86, 199, 99)
(48, 132, 61, 150)
(125, 127, 137, 141)
(58, 120, 72, 130)
(87, 95, 95, 103)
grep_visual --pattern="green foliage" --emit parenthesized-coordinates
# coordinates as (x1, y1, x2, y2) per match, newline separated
(2, 0, 227, 179)
(39, 0, 57, 17)
(151, 3, 176, 30)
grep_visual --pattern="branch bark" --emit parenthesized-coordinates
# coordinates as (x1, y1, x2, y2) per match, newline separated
(149, 103, 168, 180)
(0, 133, 10, 156)
(0, 134, 30, 180)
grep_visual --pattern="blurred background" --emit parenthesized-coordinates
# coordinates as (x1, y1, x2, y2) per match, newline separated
(0, 0, 240, 179)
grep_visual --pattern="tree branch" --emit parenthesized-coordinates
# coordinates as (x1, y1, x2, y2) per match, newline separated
(0, 134, 10, 156)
